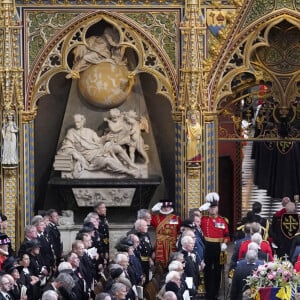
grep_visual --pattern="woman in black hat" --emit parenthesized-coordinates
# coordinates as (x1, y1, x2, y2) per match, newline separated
(3, 261, 27, 300)
(17, 253, 40, 300)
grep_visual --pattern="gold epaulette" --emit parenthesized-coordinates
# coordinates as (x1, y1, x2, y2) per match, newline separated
(219, 216, 229, 224)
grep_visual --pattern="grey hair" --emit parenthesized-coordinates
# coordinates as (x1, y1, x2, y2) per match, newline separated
(251, 222, 261, 234)
(245, 249, 258, 264)
(247, 242, 259, 252)
(115, 253, 128, 265)
(163, 291, 177, 300)
(168, 260, 183, 272)
(181, 235, 193, 247)
(168, 252, 184, 262)
(134, 219, 147, 230)
(84, 212, 98, 224)
(95, 292, 112, 300)
(111, 282, 127, 296)
(251, 232, 262, 245)
(165, 271, 180, 283)
(55, 272, 74, 291)
(42, 290, 58, 300)
(58, 261, 72, 272)
(137, 209, 150, 219)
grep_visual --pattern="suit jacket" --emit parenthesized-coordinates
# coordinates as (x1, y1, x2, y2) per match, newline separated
(181, 249, 200, 287)
(230, 260, 263, 300)
(0, 291, 13, 300)
(37, 233, 55, 269)
(72, 268, 89, 300)
(79, 253, 96, 289)
(45, 223, 62, 260)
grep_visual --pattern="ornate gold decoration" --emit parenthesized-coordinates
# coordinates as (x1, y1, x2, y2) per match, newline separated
(25, 11, 177, 113)
(0, 0, 25, 248)
(179, 0, 205, 110)
(21, 109, 38, 123)
(209, 9, 300, 141)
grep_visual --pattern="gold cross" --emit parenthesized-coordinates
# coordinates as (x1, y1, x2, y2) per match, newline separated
(283, 215, 299, 235)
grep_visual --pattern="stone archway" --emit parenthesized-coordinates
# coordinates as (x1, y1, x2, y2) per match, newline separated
(213, 14, 300, 228)
(23, 10, 180, 218)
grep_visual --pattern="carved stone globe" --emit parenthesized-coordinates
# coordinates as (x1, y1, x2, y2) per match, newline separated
(78, 62, 132, 109)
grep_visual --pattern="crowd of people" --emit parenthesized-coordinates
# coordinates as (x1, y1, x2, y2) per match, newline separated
(229, 196, 300, 299)
(3, 194, 298, 300)
(0, 191, 231, 300)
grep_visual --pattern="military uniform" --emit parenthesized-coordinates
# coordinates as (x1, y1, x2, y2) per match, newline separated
(97, 215, 109, 260)
(45, 222, 62, 266)
(137, 231, 153, 283)
(201, 214, 229, 300)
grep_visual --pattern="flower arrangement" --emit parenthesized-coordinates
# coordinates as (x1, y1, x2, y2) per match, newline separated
(246, 258, 300, 299)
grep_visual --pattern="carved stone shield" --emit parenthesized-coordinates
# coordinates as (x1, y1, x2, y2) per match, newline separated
(281, 214, 300, 239)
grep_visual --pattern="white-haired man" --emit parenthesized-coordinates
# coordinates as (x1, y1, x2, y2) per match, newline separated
(200, 192, 230, 300)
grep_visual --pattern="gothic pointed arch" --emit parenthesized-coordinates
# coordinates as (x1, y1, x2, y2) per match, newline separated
(25, 10, 178, 116)
(210, 9, 300, 116)
(208, 11, 300, 141)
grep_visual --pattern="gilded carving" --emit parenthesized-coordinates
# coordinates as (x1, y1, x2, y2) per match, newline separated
(25, 11, 177, 113)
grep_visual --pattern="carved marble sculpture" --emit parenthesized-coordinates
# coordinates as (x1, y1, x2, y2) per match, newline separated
(54, 111, 149, 179)
(58, 210, 75, 226)
(1, 112, 19, 165)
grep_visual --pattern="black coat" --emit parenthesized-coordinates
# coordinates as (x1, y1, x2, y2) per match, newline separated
(230, 260, 262, 300)
(37, 233, 55, 269)
(45, 223, 62, 262)
(181, 249, 199, 288)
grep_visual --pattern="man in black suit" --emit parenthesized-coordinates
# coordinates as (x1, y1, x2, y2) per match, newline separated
(230, 249, 263, 300)
(180, 235, 200, 290)
(45, 209, 62, 267)
(71, 240, 95, 297)
(42, 272, 75, 300)
(33, 218, 55, 272)
(18, 225, 38, 258)
(66, 252, 89, 300)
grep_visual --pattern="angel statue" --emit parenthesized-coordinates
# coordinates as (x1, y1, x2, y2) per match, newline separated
(124, 110, 150, 164)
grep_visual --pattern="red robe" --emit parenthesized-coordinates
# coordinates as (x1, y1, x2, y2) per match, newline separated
(151, 213, 181, 267)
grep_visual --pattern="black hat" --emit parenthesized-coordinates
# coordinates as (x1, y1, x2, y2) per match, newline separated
(119, 237, 133, 247)
(79, 226, 94, 234)
(159, 200, 174, 214)
(160, 201, 174, 208)
(181, 219, 195, 229)
(0, 233, 10, 245)
(83, 222, 95, 229)
(110, 268, 123, 279)
(25, 239, 41, 252)
(3, 263, 17, 274)
(0, 214, 7, 222)
(115, 244, 130, 252)
(2, 257, 17, 274)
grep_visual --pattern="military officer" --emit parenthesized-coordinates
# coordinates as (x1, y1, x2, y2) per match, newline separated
(134, 219, 154, 283)
(94, 202, 109, 263)
(200, 192, 230, 300)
